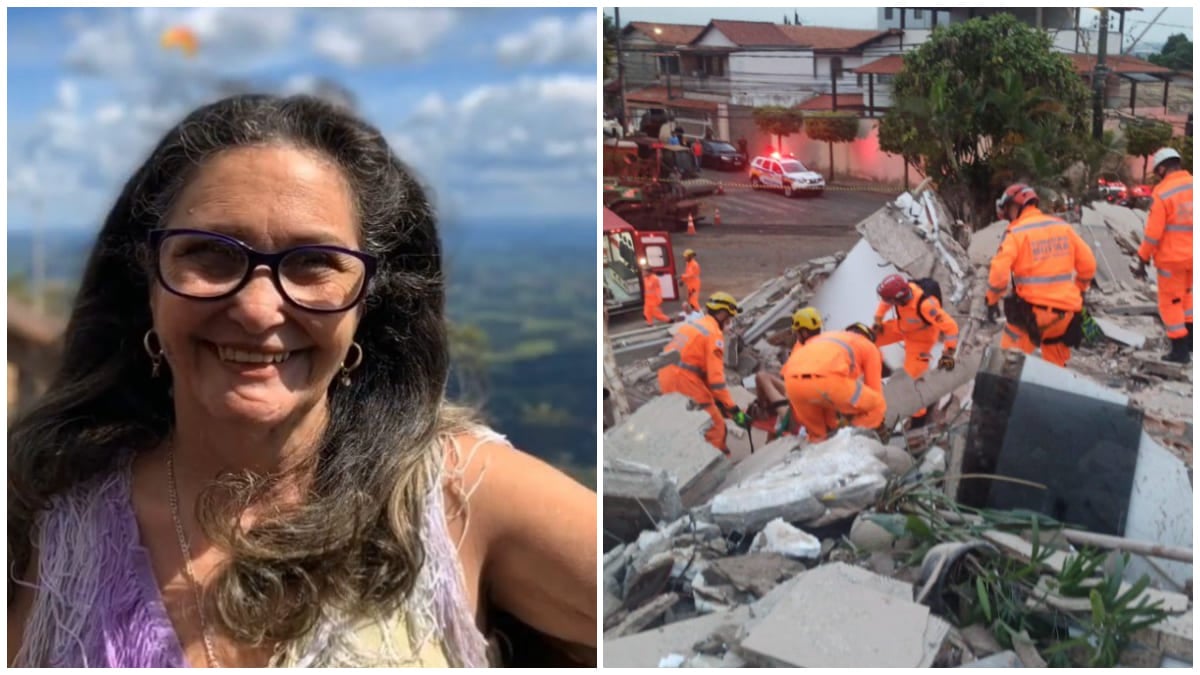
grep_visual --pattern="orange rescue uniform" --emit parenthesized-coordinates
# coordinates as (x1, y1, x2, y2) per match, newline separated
(986, 206, 1096, 367)
(658, 314, 735, 452)
(782, 330, 886, 442)
(1137, 170, 1193, 339)
(874, 281, 959, 379)
(681, 258, 702, 311)
(642, 270, 671, 325)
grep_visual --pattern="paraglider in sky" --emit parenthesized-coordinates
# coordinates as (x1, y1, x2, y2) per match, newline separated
(160, 26, 198, 57)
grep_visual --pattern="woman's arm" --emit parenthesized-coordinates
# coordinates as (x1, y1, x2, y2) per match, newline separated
(446, 437, 597, 647)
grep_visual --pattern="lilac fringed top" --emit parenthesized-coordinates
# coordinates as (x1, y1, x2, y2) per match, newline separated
(14, 435, 499, 668)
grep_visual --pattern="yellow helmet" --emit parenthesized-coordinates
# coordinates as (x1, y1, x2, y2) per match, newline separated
(792, 307, 823, 332)
(705, 291, 740, 316)
(683, 248, 696, 258)
(846, 322, 877, 343)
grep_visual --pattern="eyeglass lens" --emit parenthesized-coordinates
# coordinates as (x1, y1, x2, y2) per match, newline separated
(158, 232, 368, 311)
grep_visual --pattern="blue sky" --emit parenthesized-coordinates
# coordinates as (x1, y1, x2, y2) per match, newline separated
(7, 8, 598, 231)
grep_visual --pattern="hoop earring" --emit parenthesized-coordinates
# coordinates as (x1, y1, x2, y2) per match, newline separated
(143, 329, 164, 378)
(339, 342, 363, 387)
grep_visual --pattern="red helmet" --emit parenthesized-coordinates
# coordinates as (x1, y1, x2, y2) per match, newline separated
(876, 274, 913, 304)
(995, 183, 1039, 220)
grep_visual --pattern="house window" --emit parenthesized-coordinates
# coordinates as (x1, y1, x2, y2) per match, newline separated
(884, 8, 893, 21)
(914, 9, 923, 20)
(658, 55, 680, 75)
(857, 72, 864, 87)
(831, 57, 844, 80)
(877, 74, 894, 85)
(701, 55, 726, 77)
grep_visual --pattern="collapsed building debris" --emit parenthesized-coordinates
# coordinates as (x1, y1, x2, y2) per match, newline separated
(602, 185, 1193, 667)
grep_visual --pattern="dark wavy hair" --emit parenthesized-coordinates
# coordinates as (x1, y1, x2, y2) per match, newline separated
(7, 94, 449, 643)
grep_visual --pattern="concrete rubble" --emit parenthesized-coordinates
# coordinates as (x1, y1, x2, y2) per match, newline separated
(603, 185, 1193, 667)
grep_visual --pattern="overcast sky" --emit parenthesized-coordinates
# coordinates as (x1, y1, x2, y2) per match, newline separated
(607, 6, 1194, 48)
(8, 8, 596, 231)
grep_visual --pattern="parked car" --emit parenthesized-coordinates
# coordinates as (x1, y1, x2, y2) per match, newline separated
(748, 154, 825, 197)
(698, 139, 746, 171)
(1129, 183, 1153, 209)
(1097, 175, 1130, 207)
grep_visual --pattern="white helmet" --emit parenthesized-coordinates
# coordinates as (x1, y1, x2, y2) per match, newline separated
(1152, 147, 1182, 171)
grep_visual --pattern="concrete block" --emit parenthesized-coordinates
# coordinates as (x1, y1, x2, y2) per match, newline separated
(604, 394, 731, 507)
(739, 564, 935, 667)
(1093, 316, 1148, 348)
(1124, 432, 1194, 590)
(602, 460, 684, 546)
(709, 429, 892, 533)
(603, 606, 754, 668)
(604, 592, 679, 640)
(748, 518, 821, 559)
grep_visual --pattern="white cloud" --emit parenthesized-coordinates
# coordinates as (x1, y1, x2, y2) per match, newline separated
(496, 12, 596, 66)
(312, 9, 457, 66)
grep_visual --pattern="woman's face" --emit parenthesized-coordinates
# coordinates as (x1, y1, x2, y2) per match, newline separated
(150, 144, 363, 427)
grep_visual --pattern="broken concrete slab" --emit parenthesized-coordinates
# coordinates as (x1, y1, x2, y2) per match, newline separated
(602, 459, 684, 546)
(709, 429, 893, 534)
(603, 605, 755, 668)
(604, 592, 680, 640)
(604, 394, 731, 508)
(622, 553, 675, 610)
(1133, 609, 1193, 661)
(738, 563, 939, 667)
(1093, 316, 1148, 348)
(703, 553, 806, 598)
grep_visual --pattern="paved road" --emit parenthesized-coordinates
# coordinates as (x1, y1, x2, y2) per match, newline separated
(696, 168, 894, 229)
(609, 181, 893, 332)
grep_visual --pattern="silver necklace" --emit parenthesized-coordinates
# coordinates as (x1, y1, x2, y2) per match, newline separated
(167, 449, 223, 668)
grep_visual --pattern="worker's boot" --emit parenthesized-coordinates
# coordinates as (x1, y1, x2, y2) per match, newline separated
(1162, 336, 1190, 364)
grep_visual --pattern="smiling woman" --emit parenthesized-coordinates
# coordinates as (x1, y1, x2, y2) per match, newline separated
(6, 94, 597, 667)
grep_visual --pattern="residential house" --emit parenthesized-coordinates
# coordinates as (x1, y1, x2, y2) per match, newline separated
(619, 21, 705, 91)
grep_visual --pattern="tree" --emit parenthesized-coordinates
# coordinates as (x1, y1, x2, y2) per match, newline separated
(1165, 135, 1193, 176)
(1123, 118, 1174, 182)
(878, 14, 1092, 227)
(803, 113, 860, 182)
(603, 14, 618, 82)
(752, 106, 804, 154)
(1148, 33, 1192, 72)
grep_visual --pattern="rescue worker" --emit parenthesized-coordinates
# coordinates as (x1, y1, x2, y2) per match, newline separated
(782, 322, 887, 443)
(986, 183, 1096, 368)
(1132, 147, 1192, 363)
(751, 307, 824, 432)
(658, 292, 750, 455)
(872, 274, 959, 429)
(641, 265, 671, 326)
(679, 249, 702, 312)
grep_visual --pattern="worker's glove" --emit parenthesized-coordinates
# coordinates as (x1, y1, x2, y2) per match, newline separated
(730, 408, 751, 430)
(871, 319, 884, 337)
(986, 303, 1001, 324)
(938, 347, 956, 371)
(1130, 259, 1149, 281)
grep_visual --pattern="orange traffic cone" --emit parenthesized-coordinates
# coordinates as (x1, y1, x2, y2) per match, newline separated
(714, 207, 721, 226)
(716, 181, 725, 196)
(686, 213, 696, 235)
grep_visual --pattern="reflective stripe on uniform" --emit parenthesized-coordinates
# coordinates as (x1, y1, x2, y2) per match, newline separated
(1185, 309, 1194, 319)
(1166, 322, 1186, 333)
(709, 382, 727, 391)
(679, 363, 704, 377)
(688, 321, 710, 336)
(1009, 218, 1060, 234)
(1013, 273, 1074, 285)
(1004, 324, 1021, 341)
(1165, 224, 1193, 233)
(944, 333, 959, 340)
(849, 378, 863, 405)
(1159, 268, 1172, 278)
(989, 284, 1007, 293)
(1159, 182, 1193, 200)
(822, 337, 856, 373)
(1145, 235, 1161, 245)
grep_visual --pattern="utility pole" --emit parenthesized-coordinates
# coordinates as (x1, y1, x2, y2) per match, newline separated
(615, 8, 628, 131)
(1122, 7, 1167, 55)
(1092, 8, 1109, 140)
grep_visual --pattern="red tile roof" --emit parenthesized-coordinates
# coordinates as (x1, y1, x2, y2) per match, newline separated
(626, 86, 719, 113)
(854, 54, 905, 75)
(779, 25, 895, 51)
(1068, 53, 1173, 75)
(793, 94, 866, 111)
(704, 20, 794, 47)
(625, 21, 705, 46)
